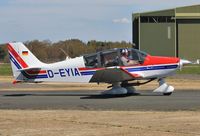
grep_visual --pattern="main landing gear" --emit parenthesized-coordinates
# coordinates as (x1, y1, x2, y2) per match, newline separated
(102, 82, 138, 95)
(102, 78, 174, 96)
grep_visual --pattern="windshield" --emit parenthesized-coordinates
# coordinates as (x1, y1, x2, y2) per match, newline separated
(133, 49, 147, 64)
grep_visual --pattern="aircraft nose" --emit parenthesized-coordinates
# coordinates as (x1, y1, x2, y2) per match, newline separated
(179, 59, 192, 65)
(179, 59, 192, 70)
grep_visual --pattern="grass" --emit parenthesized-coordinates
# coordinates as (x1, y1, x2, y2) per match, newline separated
(0, 63, 12, 76)
(1, 110, 200, 136)
(0, 63, 200, 76)
(176, 65, 200, 75)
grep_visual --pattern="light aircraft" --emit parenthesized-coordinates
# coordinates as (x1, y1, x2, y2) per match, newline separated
(8, 42, 194, 95)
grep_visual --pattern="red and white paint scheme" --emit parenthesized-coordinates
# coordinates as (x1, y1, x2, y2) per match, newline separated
(8, 42, 192, 95)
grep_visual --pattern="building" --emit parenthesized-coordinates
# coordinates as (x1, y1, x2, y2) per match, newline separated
(132, 5, 200, 60)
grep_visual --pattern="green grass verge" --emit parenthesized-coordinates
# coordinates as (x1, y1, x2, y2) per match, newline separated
(0, 63, 12, 76)
(0, 63, 200, 76)
(176, 65, 200, 75)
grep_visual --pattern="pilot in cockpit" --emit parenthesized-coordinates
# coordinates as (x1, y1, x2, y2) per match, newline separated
(120, 49, 138, 66)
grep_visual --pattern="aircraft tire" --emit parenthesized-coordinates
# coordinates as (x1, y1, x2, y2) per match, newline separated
(163, 92, 172, 96)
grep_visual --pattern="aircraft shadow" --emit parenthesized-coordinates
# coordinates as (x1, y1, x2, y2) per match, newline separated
(80, 93, 165, 99)
(2, 92, 164, 99)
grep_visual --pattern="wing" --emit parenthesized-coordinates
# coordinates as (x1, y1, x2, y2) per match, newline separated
(89, 67, 143, 83)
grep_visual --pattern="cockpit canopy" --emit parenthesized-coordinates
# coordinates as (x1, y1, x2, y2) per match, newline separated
(84, 48, 147, 68)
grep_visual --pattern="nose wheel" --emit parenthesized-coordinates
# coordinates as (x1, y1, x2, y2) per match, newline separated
(153, 78, 174, 95)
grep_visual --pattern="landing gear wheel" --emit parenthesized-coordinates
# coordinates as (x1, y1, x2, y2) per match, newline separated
(154, 79, 174, 96)
(102, 82, 128, 95)
(163, 92, 172, 96)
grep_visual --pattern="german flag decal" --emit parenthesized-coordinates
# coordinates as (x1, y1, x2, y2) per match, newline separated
(22, 51, 28, 56)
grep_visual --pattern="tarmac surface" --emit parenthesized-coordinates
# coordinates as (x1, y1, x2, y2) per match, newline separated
(0, 90, 200, 111)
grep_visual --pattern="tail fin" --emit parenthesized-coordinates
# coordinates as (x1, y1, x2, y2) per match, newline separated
(8, 42, 44, 81)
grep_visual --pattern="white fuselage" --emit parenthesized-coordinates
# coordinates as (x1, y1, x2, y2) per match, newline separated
(22, 57, 179, 83)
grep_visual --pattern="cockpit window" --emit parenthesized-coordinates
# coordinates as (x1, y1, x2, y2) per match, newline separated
(120, 49, 139, 66)
(83, 48, 147, 68)
(84, 54, 98, 68)
(119, 48, 147, 66)
(101, 51, 119, 67)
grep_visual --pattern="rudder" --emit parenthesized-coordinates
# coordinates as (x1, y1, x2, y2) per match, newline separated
(8, 42, 44, 80)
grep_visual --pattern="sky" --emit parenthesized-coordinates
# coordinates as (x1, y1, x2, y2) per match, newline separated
(0, 0, 199, 43)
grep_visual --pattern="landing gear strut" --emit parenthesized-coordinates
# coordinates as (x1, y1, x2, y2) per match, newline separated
(102, 78, 174, 96)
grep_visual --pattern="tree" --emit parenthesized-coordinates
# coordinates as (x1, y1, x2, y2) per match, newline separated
(0, 39, 133, 63)
(0, 44, 6, 62)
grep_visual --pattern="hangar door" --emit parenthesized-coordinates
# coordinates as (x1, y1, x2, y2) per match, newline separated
(178, 23, 200, 60)
(140, 23, 175, 57)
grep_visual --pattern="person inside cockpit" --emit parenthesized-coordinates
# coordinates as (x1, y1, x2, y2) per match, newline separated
(120, 49, 138, 66)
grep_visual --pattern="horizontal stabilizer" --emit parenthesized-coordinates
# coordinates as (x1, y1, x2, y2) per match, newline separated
(17, 67, 41, 72)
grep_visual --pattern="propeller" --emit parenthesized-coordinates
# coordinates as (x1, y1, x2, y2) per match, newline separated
(179, 59, 199, 70)
(195, 59, 200, 65)
(179, 59, 192, 70)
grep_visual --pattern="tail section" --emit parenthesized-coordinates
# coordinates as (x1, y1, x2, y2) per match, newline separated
(8, 42, 45, 81)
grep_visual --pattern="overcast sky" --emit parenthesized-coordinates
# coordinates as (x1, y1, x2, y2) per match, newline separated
(0, 0, 199, 43)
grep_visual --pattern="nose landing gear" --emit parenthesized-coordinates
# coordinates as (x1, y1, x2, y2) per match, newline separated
(153, 79, 174, 96)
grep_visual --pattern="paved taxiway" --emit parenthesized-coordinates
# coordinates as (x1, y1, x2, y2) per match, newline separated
(0, 90, 200, 111)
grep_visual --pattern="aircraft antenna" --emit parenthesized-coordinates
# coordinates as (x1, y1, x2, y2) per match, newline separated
(59, 48, 70, 59)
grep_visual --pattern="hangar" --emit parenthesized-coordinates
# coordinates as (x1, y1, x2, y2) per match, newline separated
(132, 5, 200, 60)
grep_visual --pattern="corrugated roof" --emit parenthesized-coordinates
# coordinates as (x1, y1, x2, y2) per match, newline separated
(133, 4, 200, 18)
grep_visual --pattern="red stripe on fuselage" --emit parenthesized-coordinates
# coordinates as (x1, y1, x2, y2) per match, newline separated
(78, 67, 104, 71)
(8, 43, 28, 68)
